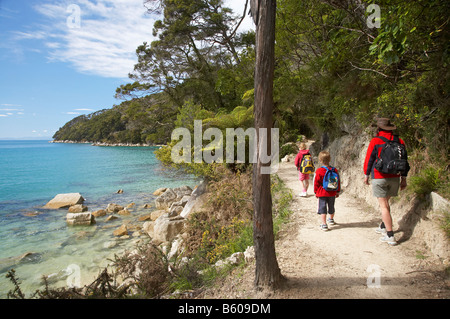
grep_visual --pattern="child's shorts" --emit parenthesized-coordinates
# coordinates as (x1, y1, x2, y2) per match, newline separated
(372, 177, 400, 198)
(298, 171, 311, 181)
(317, 197, 335, 215)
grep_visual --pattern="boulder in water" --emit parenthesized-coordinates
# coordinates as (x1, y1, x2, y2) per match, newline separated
(113, 224, 128, 237)
(0, 252, 38, 273)
(106, 203, 124, 213)
(44, 193, 85, 209)
(68, 204, 88, 213)
(92, 209, 106, 217)
(66, 212, 95, 226)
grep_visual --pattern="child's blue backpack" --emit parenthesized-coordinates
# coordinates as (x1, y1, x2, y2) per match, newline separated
(322, 166, 339, 191)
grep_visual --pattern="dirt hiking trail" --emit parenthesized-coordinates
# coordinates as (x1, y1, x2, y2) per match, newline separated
(199, 161, 449, 299)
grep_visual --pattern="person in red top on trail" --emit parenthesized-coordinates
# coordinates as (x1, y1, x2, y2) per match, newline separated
(364, 118, 409, 246)
(314, 151, 340, 231)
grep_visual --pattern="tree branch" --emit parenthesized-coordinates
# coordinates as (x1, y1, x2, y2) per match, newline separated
(348, 61, 395, 78)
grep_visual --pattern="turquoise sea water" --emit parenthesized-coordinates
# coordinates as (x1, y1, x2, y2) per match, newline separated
(0, 140, 199, 297)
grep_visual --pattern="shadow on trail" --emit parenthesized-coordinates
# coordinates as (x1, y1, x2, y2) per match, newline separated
(396, 196, 429, 244)
(330, 219, 379, 230)
(277, 270, 445, 296)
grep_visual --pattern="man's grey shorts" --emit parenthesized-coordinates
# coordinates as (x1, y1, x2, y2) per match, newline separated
(372, 177, 400, 198)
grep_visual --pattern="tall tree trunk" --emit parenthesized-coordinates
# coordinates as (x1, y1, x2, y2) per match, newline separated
(252, 0, 283, 290)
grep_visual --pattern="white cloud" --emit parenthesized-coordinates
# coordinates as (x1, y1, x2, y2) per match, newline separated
(31, 0, 158, 79)
(45, 42, 61, 49)
(17, 0, 252, 79)
(1, 104, 22, 107)
(33, 2, 66, 19)
(0, 106, 25, 116)
(0, 6, 19, 19)
(13, 31, 48, 40)
(0, 104, 24, 112)
(74, 108, 95, 111)
(64, 112, 81, 115)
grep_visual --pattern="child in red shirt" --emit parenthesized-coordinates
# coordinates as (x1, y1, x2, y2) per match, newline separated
(314, 151, 340, 231)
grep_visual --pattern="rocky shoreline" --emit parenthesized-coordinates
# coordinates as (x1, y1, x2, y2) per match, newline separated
(4, 180, 255, 296)
(50, 140, 163, 147)
(40, 181, 209, 259)
(0, 183, 211, 292)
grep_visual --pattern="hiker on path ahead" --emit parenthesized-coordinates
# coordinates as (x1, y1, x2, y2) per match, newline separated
(363, 118, 410, 246)
(295, 143, 314, 197)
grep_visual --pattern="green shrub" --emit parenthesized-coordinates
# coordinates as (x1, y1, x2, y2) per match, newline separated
(410, 165, 446, 197)
(441, 211, 450, 239)
(280, 143, 299, 159)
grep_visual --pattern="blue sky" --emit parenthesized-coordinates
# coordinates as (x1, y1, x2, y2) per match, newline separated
(0, 0, 253, 140)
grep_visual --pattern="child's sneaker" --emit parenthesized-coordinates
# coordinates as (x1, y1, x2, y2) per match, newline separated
(319, 224, 329, 231)
(380, 234, 397, 246)
(375, 227, 387, 234)
(327, 218, 335, 226)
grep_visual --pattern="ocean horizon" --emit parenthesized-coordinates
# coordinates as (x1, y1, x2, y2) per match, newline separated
(0, 137, 54, 141)
(0, 140, 199, 298)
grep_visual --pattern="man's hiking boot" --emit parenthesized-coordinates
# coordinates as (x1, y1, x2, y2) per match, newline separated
(327, 218, 335, 226)
(380, 235, 397, 246)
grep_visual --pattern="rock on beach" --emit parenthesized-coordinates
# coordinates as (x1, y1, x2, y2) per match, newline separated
(153, 213, 185, 243)
(154, 186, 193, 210)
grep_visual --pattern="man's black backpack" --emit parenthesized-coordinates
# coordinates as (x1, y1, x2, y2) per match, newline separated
(374, 136, 410, 175)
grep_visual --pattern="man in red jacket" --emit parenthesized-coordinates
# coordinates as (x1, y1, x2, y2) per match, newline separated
(364, 118, 409, 246)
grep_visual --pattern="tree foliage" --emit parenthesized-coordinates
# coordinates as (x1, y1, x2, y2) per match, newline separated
(117, 0, 255, 111)
(56, 0, 255, 147)
(273, 0, 449, 156)
(56, 0, 448, 163)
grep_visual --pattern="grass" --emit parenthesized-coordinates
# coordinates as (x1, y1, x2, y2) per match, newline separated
(415, 250, 428, 260)
(271, 174, 294, 238)
(407, 149, 449, 200)
(440, 210, 450, 239)
(410, 165, 447, 197)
